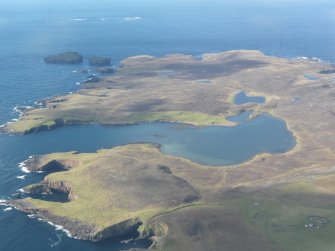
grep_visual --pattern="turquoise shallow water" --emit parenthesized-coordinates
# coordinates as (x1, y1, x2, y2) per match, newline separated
(0, 0, 334, 250)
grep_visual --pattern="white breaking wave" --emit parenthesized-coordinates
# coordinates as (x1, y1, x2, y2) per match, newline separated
(18, 160, 31, 173)
(16, 175, 27, 180)
(34, 102, 43, 106)
(13, 106, 33, 115)
(17, 188, 25, 193)
(35, 217, 73, 238)
(13, 106, 20, 113)
(295, 56, 322, 62)
(70, 18, 88, 22)
(0, 199, 7, 206)
(3, 207, 13, 212)
(45, 220, 73, 238)
(123, 16, 142, 21)
(27, 214, 36, 219)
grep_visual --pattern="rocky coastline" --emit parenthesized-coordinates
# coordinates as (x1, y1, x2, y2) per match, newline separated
(89, 56, 111, 66)
(10, 198, 148, 242)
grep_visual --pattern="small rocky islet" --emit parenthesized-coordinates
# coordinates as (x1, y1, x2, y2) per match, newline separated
(44, 52, 112, 68)
(44, 52, 83, 64)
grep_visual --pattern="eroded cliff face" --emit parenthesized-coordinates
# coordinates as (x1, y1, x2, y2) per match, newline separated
(25, 156, 78, 172)
(45, 178, 78, 201)
(11, 199, 144, 241)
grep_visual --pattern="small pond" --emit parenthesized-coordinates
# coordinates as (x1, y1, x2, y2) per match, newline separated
(234, 91, 266, 105)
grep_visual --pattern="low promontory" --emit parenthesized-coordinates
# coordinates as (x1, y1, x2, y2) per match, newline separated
(12, 144, 201, 242)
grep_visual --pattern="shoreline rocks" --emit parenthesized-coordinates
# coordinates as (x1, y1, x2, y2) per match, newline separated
(9, 198, 148, 242)
(95, 67, 115, 74)
(82, 75, 102, 84)
(89, 56, 111, 66)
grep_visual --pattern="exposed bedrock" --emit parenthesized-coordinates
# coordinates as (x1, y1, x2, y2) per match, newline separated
(11, 198, 143, 241)
(95, 67, 115, 74)
(89, 56, 111, 66)
(23, 178, 76, 201)
(24, 156, 77, 172)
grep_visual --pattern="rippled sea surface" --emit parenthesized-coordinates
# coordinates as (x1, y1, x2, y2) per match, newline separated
(1, 0, 335, 250)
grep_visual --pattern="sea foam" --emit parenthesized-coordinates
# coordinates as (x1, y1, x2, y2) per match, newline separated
(33, 216, 73, 238)
(13, 106, 33, 116)
(295, 56, 322, 62)
(0, 199, 7, 206)
(49, 233, 62, 248)
(45, 220, 74, 238)
(18, 160, 31, 173)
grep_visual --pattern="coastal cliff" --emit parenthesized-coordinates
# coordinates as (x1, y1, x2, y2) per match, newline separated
(11, 144, 201, 242)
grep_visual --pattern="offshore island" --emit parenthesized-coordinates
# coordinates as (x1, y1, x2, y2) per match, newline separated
(5, 50, 335, 250)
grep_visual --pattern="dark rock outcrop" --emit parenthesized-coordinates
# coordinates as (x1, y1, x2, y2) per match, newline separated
(24, 156, 76, 172)
(94, 218, 143, 241)
(9, 198, 145, 242)
(89, 56, 111, 66)
(95, 67, 115, 74)
(21, 178, 74, 202)
(44, 52, 83, 64)
(82, 75, 102, 84)
(319, 69, 335, 74)
(43, 178, 75, 199)
(24, 184, 51, 194)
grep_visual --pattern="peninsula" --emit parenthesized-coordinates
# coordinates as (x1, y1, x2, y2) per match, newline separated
(7, 50, 335, 250)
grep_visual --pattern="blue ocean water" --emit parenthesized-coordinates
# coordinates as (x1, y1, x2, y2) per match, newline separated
(0, 0, 335, 250)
